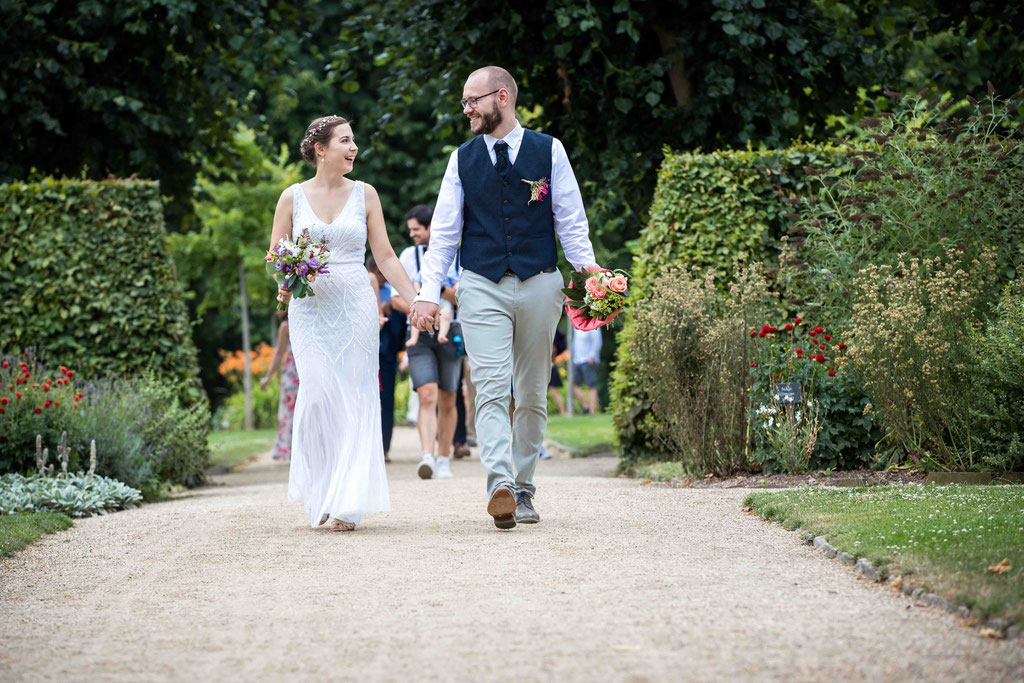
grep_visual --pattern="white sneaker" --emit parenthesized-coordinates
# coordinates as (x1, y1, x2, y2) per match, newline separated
(417, 453, 435, 479)
(435, 456, 453, 479)
(538, 446, 553, 460)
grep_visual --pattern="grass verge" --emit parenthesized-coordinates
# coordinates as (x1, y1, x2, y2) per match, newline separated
(545, 414, 615, 455)
(627, 460, 689, 482)
(0, 512, 74, 558)
(745, 485, 1024, 624)
(208, 429, 277, 468)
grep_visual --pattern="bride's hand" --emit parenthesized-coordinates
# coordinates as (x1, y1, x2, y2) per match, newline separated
(277, 285, 292, 306)
(410, 301, 439, 332)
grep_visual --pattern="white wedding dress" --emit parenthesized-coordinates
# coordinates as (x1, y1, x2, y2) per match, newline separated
(286, 180, 389, 527)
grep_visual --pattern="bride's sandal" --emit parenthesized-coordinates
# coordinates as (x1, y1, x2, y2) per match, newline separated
(328, 517, 355, 532)
(318, 514, 330, 527)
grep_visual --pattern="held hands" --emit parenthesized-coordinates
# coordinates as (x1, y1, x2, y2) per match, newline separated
(409, 301, 440, 332)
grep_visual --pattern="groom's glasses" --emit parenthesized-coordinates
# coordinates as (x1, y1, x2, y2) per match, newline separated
(460, 89, 501, 109)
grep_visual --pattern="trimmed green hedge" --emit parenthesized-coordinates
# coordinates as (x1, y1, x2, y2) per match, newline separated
(0, 178, 203, 404)
(613, 145, 844, 465)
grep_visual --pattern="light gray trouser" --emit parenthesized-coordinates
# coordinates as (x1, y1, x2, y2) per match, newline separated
(456, 269, 565, 497)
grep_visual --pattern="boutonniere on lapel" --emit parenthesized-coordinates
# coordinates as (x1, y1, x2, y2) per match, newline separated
(521, 177, 550, 205)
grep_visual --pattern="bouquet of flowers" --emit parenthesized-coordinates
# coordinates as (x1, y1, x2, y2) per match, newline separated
(265, 228, 331, 310)
(562, 266, 631, 331)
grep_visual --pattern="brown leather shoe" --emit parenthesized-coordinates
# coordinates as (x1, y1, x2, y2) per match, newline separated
(487, 486, 517, 529)
(453, 443, 471, 459)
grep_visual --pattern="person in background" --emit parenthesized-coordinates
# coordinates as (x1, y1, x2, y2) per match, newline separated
(406, 270, 456, 346)
(571, 327, 602, 415)
(393, 206, 429, 427)
(261, 312, 299, 462)
(368, 255, 403, 462)
(547, 328, 567, 417)
(391, 204, 462, 479)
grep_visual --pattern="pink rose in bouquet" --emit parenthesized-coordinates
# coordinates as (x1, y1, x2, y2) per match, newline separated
(563, 267, 631, 331)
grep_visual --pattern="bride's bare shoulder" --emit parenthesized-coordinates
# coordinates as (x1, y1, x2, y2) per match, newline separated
(361, 181, 382, 209)
(361, 181, 379, 200)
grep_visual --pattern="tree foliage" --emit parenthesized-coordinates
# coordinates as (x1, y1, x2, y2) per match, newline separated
(257, 1, 451, 239)
(169, 127, 303, 400)
(333, 0, 895, 265)
(0, 0, 305, 226)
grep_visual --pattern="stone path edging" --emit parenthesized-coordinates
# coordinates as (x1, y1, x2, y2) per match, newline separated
(793, 527, 1020, 640)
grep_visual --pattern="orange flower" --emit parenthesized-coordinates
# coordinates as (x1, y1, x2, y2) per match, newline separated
(217, 343, 274, 382)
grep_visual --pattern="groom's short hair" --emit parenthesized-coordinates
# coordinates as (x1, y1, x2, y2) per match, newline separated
(472, 66, 517, 105)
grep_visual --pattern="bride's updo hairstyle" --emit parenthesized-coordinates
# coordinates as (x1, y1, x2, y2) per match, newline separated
(300, 115, 350, 166)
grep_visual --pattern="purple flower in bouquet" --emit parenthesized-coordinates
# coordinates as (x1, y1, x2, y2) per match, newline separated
(265, 228, 332, 310)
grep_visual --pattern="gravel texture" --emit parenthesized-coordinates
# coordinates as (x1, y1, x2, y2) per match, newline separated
(1, 426, 1021, 681)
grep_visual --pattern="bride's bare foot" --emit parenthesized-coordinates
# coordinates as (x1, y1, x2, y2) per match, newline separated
(328, 517, 355, 532)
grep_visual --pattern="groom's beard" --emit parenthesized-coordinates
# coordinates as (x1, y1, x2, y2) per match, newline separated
(473, 102, 502, 136)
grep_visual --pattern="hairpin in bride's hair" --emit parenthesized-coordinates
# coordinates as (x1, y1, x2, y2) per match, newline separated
(303, 115, 342, 142)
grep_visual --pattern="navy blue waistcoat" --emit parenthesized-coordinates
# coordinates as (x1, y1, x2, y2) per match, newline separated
(458, 129, 557, 282)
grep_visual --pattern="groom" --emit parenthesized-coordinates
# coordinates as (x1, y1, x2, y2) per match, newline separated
(410, 66, 599, 529)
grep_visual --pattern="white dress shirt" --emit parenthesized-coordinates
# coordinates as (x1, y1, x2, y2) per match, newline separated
(415, 122, 597, 305)
(571, 328, 603, 364)
(397, 244, 427, 281)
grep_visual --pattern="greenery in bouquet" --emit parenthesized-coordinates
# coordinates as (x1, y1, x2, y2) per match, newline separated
(265, 228, 331, 309)
(563, 268, 631, 320)
(748, 319, 877, 473)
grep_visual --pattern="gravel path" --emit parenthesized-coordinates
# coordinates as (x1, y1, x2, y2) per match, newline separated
(1, 426, 1020, 681)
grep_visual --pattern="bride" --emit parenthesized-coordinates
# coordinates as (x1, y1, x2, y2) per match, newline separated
(269, 115, 418, 531)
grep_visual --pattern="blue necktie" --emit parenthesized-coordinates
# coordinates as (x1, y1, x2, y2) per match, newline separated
(494, 141, 509, 173)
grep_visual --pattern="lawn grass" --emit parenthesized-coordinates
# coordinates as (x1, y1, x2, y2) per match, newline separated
(629, 460, 689, 482)
(745, 485, 1024, 624)
(545, 413, 615, 455)
(0, 512, 74, 558)
(208, 429, 277, 468)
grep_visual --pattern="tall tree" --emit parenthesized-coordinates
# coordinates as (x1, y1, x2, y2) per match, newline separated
(333, 0, 895, 266)
(255, 0, 451, 239)
(170, 126, 303, 410)
(0, 0, 306, 226)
